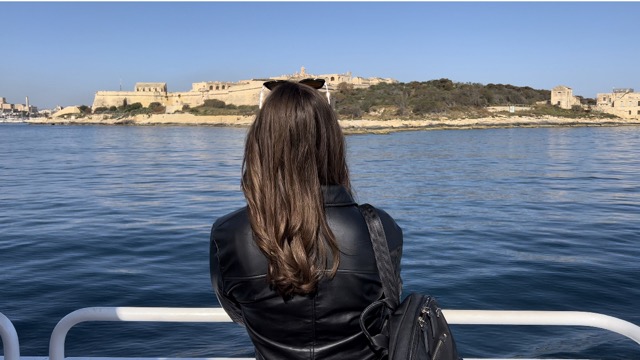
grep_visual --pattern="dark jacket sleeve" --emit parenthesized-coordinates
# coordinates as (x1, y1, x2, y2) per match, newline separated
(210, 222, 245, 325)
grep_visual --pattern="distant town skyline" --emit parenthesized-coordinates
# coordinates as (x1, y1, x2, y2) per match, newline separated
(1, 2, 639, 109)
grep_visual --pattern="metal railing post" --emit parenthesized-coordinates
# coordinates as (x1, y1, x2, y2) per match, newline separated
(0, 311, 20, 360)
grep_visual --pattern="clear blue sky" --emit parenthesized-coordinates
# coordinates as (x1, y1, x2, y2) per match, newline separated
(1, 2, 639, 109)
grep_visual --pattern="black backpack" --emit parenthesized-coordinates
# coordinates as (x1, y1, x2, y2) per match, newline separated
(358, 204, 462, 360)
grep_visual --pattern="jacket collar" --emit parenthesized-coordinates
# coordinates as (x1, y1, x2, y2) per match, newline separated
(322, 185, 356, 207)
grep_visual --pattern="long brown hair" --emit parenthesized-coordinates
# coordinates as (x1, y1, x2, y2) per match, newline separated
(241, 81, 351, 297)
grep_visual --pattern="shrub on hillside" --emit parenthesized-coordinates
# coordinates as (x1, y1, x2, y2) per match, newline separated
(148, 102, 165, 114)
(204, 99, 226, 108)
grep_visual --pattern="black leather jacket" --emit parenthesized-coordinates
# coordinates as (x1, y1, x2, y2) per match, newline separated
(210, 185, 403, 359)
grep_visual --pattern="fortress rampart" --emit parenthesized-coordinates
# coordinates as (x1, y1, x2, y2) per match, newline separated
(92, 67, 397, 113)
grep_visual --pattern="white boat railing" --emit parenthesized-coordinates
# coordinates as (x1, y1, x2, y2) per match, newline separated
(0, 311, 20, 360)
(445, 309, 640, 344)
(50, 307, 236, 360)
(47, 307, 640, 360)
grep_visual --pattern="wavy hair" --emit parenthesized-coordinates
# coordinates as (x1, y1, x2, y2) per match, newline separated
(241, 81, 351, 297)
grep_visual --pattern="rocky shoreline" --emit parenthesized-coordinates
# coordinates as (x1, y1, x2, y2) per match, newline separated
(26, 113, 640, 134)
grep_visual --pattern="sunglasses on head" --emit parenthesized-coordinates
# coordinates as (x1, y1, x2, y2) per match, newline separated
(259, 78, 331, 109)
(263, 78, 326, 90)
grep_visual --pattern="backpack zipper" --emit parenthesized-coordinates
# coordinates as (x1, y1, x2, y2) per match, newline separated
(432, 333, 447, 359)
(422, 300, 438, 338)
(410, 300, 433, 359)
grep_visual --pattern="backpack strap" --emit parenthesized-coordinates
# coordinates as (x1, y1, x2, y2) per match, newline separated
(358, 204, 400, 307)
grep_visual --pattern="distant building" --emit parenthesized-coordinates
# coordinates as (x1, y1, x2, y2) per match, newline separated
(0, 97, 37, 114)
(596, 88, 640, 119)
(135, 83, 167, 93)
(551, 85, 581, 109)
(0, 97, 10, 111)
(92, 67, 397, 113)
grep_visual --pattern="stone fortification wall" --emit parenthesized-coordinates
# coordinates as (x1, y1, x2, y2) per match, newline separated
(93, 91, 166, 109)
(166, 91, 208, 113)
(92, 68, 398, 113)
(188, 80, 264, 108)
(222, 83, 263, 107)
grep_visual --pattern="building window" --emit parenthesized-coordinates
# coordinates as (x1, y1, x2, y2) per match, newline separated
(630, 110, 632, 115)
(216, 85, 219, 90)
(222, 85, 225, 90)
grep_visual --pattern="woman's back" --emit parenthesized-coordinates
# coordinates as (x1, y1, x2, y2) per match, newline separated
(211, 185, 402, 359)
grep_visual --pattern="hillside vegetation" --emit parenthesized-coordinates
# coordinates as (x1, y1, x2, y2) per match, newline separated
(332, 78, 609, 119)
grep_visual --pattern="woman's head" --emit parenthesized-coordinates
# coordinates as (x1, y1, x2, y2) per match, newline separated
(242, 81, 350, 296)
(246, 81, 349, 188)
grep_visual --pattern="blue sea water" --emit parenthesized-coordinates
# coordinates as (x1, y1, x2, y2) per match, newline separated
(1, 123, 639, 359)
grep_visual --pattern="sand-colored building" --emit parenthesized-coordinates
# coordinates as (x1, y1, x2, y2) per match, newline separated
(551, 85, 581, 109)
(596, 88, 640, 119)
(0, 97, 37, 113)
(92, 67, 397, 113)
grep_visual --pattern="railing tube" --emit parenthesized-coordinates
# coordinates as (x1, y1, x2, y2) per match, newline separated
(0, 311, 20, 360)
(50, 307, 232, 360)
(49, 307, 640, 360)
(444, 310, 640, 345)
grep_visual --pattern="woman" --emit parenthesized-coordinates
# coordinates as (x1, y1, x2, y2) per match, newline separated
(210, 80, 403, 359)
